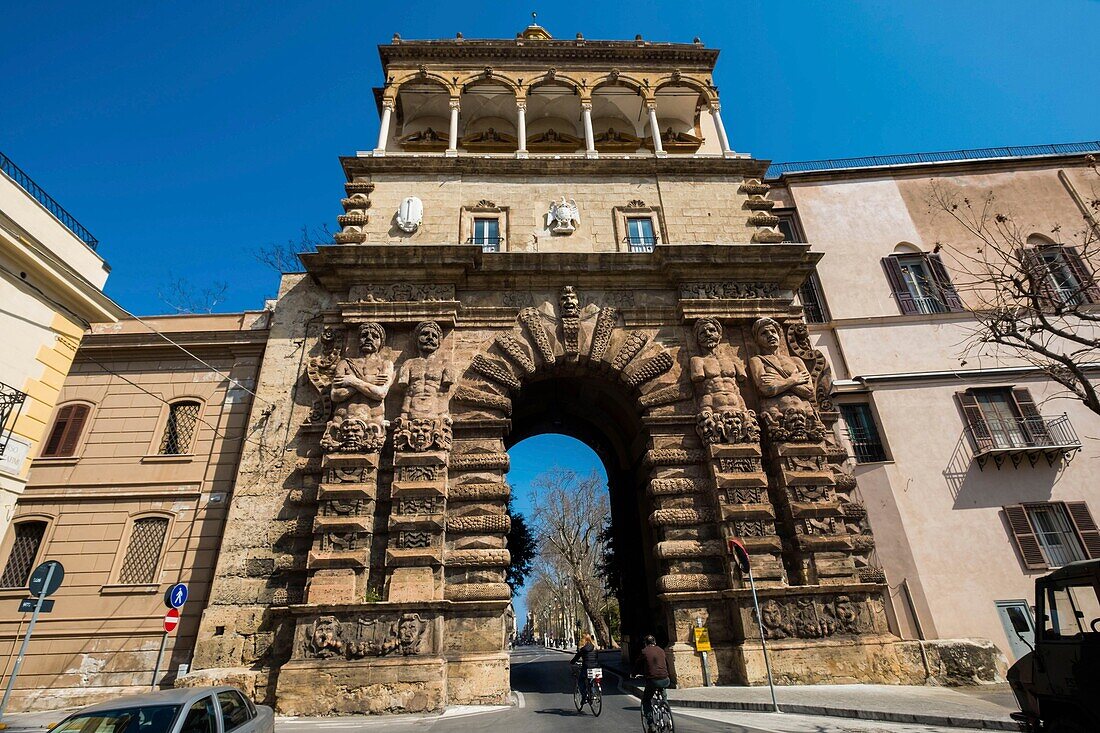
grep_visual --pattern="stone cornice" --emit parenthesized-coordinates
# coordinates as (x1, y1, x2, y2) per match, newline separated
(379, 40, 719, 70)
(301, 243, 819, 293)
(340, 154, 770, 180)
(75, 329, 269, 359)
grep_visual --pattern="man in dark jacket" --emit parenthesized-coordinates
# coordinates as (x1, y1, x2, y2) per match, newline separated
(632, 634, 670, 721)
(570, 633, 599, 703)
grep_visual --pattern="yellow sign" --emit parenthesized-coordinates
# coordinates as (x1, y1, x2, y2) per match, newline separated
(693, 627, 712, 653)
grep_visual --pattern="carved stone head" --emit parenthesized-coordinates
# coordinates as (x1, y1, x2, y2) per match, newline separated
(359, 322, 386, 354)
(559, 286, 580, 318)
(320, 325, 342, 352)
(414, 320, 443, 356)
(693, 317, 723, 352)
(752, 317, 782, 351)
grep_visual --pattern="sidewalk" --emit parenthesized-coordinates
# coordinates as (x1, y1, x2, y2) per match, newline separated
(597, 651, 1020, 731)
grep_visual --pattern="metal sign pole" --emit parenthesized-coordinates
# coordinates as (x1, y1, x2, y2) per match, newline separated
(0, 564, 55, 720)
(746, 565, 780, 714)
(151, 632, 168, 691)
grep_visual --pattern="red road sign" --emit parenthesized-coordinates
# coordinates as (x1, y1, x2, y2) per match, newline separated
(164, 608, 180, 633)
(727, 537, 751, 574)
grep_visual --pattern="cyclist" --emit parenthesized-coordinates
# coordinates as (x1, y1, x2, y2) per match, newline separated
(632, 634, 670, 724)
(570, 633, 599, 703)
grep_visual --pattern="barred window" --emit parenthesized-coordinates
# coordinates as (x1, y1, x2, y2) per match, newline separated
(0, 521, 47, 588)
(118, 517, 169, 584)
(159, 401, 200, 455)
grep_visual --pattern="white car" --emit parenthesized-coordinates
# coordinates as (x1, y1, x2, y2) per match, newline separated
(51, 686, 274, 733)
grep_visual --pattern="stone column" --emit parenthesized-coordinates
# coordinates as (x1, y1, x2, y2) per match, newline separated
(374, 98, 395, 156)
(447, 98, 460, 157)
(646, 102, 665, 157)
(516, 100, 528, 159)
(581, 100, 597, 158)
(709, 103, 733, 157)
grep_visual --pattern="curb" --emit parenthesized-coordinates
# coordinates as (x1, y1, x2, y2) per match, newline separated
(597, 660, 1019, 732)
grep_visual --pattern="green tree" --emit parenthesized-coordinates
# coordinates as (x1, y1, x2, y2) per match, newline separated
(505, 495, 536, 592)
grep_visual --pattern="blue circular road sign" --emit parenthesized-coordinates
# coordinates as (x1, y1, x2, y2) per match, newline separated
(165, 583, 188, 609)
(29, 560, 64, 598)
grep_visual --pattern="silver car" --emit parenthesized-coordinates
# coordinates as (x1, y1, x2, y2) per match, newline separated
(51, 687, 274, 733)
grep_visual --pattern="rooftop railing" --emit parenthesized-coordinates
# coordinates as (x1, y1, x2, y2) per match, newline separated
(767, 141, 1100, 179)
(0, 151, 99, 251)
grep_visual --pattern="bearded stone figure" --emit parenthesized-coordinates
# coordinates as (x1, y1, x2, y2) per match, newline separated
(321, 322, 393, 453)
(748, 317, 826, 443)
(393, 321, 455, 452)
(689, 317, 759, 444)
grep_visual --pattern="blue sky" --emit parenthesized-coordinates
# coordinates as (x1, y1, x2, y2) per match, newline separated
(3, 1, 1097, 316)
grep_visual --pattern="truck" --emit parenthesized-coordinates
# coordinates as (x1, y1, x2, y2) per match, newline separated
(1008, 559, 1100, 732)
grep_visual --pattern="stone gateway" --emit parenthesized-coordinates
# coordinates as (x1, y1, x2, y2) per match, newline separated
(183, 25, 1001, 712)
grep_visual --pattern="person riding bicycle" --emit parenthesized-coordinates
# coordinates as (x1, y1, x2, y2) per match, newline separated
(570, 633, 599, 703)
(632, 634, 670, 723)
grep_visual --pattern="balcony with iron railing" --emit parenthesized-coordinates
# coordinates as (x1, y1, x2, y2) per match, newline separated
(966, 413, 1081, 469)
(1, 151, 99, 251)
(624, 235, 659, 253)
(467, 236, 504, 252)
(0, 381, 28, 454)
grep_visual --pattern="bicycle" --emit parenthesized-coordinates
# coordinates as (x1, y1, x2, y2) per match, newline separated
(639, 682, 674, 733)
(571, 663, 603, 716)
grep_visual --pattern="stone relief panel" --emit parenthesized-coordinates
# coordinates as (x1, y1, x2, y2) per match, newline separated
(304, 613, 430, 659)
(321, 322, 394, 453)
(689, 318, 758, 445)
(348, 283, 455, 302)
(785, 322, 835, 415)
(754, 594, 872, 640)
(748, 318, 826, 443)
(680, 282, 780, 299)
(305, 325, 343, 425)
(393, 321, 455, 453)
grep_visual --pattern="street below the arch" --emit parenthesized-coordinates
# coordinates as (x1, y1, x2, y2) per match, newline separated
(272, 647, 980, 733)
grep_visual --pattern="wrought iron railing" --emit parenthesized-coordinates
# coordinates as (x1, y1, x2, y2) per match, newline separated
(767, 141, 1100, 179)
(624, 235, 658, 253)
(846, 427, 887, 463)
(466, 236, 504, 252)
(0, 151, 99, 251)
(798, 274, 828, 323)
(0, 382, 28, 453)
(967, 413, 1081, 453)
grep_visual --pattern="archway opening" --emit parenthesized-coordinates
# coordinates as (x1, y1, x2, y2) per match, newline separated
(505, 373, 662, 655)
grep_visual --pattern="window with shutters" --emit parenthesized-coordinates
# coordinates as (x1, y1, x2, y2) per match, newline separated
(158, 400, 201, 455)
(1021, 243, 1100, 307)
(117, 516, 169, 584)
(956, 387, 1080, 468)
(0, 520, 47, 588)
(40, 403, 91, 458)
(839, 403, 887, 462)
(1004, 501, 1100, 570)
(882, 252, 964, 315)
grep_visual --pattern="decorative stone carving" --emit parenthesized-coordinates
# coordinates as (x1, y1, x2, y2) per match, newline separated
(624, 350, 674, 387)
(519, 308, 555, 364)
(344, 614, 428, 658)
(724, 487, 768, 504)
(588, 307, 618, 361)
(448, 482, 510, 500)
(446, 514, 511, 533)
(718, 456, 763, 473)
(655, 540, 724, 558)
(446, 548, 511, 566)
(648, 478, 707, 496)
(398, 530, 434, 549)
(639, 383, 693, 408)
(690, 318, 758, 445)
(449, 452, 510, 471)
(453, 385, 512, 416)
(680, 282, 780, 299)
(559, 286, 581, 353)
(395, 464, 442, 482)
(731, 520, 772, 537)
(444, 582, 511, 601)
(643, 448, 707, 467)
(612, 331, 649, 370)
(349, 283, 455, 302)
(322, 323, 394, 453)
(785, 322, 836, 414)
(396, 196, 423, 233)
(470, 354, 520, 390)
(494, 334, 536, 373)
(748, 318, 826, 443)
(393, 321, 455, 453)
(546, 197, 580, 234)
(650, 508, 716, 526)
(307, 616, 345, 658)
(397, 497, 442, 515)
(306, 325, 343, 424)
(756, 595, 867, 640)
(657, 573, 725, 592)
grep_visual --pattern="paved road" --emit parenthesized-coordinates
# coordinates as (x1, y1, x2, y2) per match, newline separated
(278, 647, 965, 733)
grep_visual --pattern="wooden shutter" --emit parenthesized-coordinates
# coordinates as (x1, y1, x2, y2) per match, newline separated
(1019, 247, 1059, 307)
(882, 256, 919, 315)
(956, 391, 993, 452)
(1061, 246, 1100, 304)
(1064, 501, 1100, 559)
(1011, 388, 1052, 446)
(927, 253, 964, 312)
(41, 404, 88, 458)
(1004, 505, 1048, 570)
